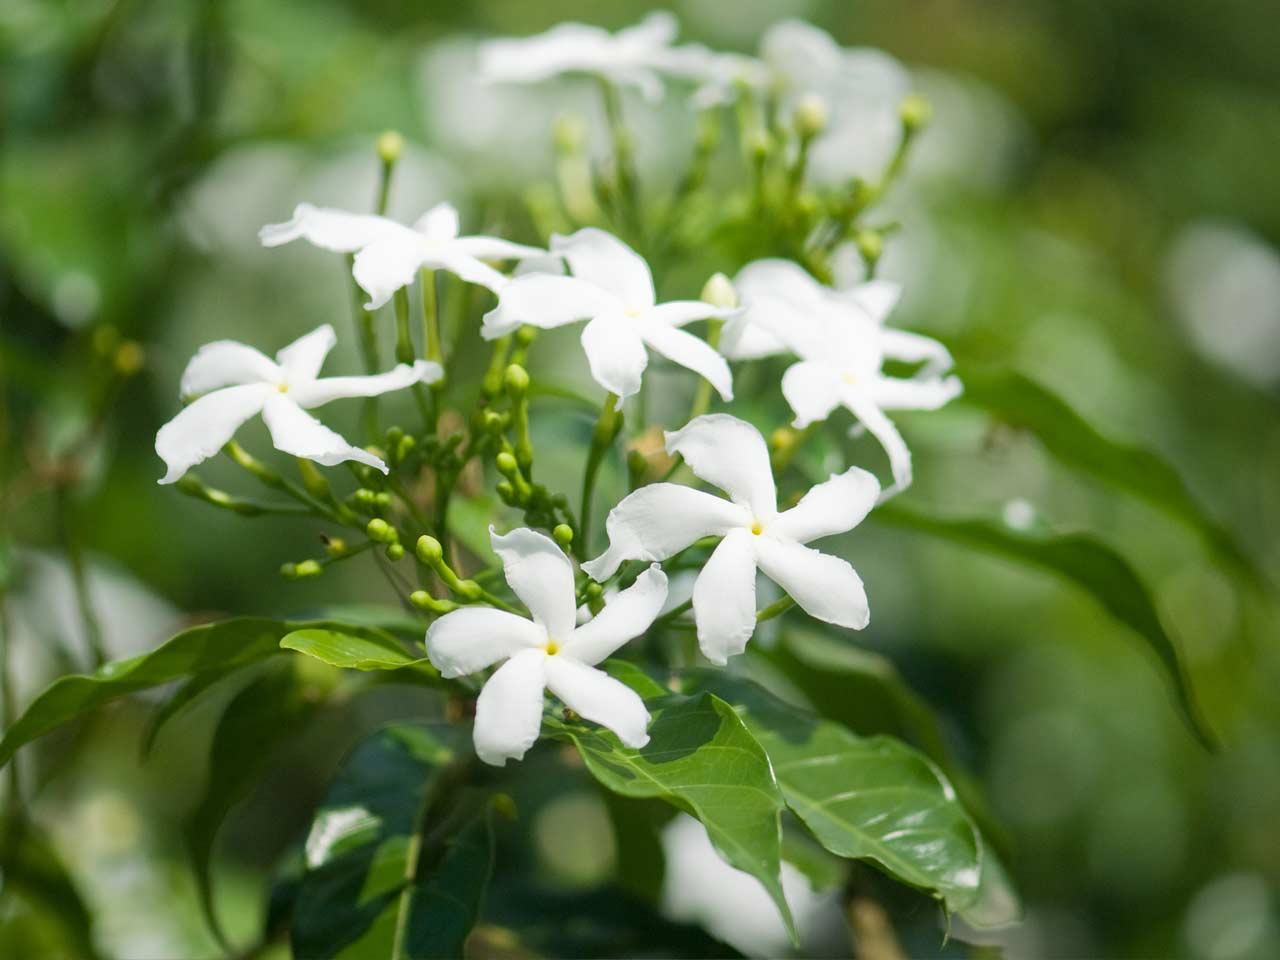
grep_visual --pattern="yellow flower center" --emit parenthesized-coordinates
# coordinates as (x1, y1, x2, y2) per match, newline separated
(277, 382, 290, 393)
(624, 306, 642, 318)
(544, 639, 561, 655)
(841, 371, 859, 386)
(750, 521, 764, 536)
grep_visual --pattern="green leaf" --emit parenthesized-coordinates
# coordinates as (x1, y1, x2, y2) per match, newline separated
(290, 723, 493, 960)
(683, 672, 983, 913)
(139, 666, 241, 760)
(281, 629, 439, 679)
(0, 816, 102, 960)
(875, 502, 1215, 747)
(0, 617, 379, 768)
(547, 692, 797, 943)
(963, 369, 1261, 584)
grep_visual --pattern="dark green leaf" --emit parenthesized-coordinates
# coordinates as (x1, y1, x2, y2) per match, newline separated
(139, 665, 241, 760)
(547, 692, 797, 942)
(600, 793, 671, 902)
(281, 628, 439, 679)
(0, 816, 101, 960)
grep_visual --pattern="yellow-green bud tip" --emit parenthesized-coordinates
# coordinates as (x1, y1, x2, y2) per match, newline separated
(899, 94, 931, 133)
(700, 272, 737, 309)
(376, 130, 404, 165)
(504, 364, 530, 396)
(385, 542, 406, 561)
(553, 114, 586, 153)
(415, 535, 443, 564)
(495, 451, 519, 476)
(855, 230, 884, 262)
(795, 94, 829, 139)
(366, 518, 397, 543)
(553, 524, 574, 548)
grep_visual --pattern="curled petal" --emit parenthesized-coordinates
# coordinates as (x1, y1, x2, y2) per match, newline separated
(290, 360, 440, 409)
(260, 395, 387, 472)
(552, 229, 654, 310)
(155, 384, 270, 484)
(544, 657, 651, 749)
(566, 565, 668, 665)
(482, 274, 619, 339)
(582, 484, 749, 582)
(772, 466, 880, 544)
(692, 529, 758, 665)
(755, 537, 869, 631)
(425, 607, 545, 678)
(413, 203, 460, 243)
(877, 329, 954, 378)
(448, 236, 545, 262)
(179, 341, 279, 399)
(430, 250, 510, 293)
(473, 649, 548, 766)
(640, 323, 733, 402)
(258, 203, 409, 252)
(664, 414, 776, 519)
(869, 374, 963, 411)
(490, 527, 578, 641)
(781, 361, 842, 428)
(841, 389, 912, 496)
(581, 315, 648, 401)
(352, 236, 428, 310)
(275, 324, 336, 382)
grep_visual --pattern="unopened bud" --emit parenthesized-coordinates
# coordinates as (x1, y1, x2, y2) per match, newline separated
(492, 793, 519, 822)
(482, 411, 506, 434)
(553, 524, 574, 549)
(385, 542, 405, 562)
(281, 559, 322, 580)
(456, 579, 484, 601)
(496, 480, 516, 503)
(366, 518, 397, 544)
(415, 535, 443, 564)
(515, 325, 538, 348)
(748, 130, 772, 161)
(113, 341, 144, 376)
(855, 229, 884, 264)
(899, 94, 931, 134)
(376, 130, 404, 165)
(324, 537, 347, 557)
(504, 364, 530, 397)
(495, 451, 519, 477)
(700, 272, 737, 309)
(553, 114, 587, 153)
(795, 94, 829, 140)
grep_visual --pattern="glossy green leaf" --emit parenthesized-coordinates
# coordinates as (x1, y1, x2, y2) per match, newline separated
(280, 629, 439, 679)
(683, 672, 984, 913)
(290, 723, 493, 960)
(0, 816, 101, 960)
(874, 502, 1215, 747)
(547, 692, 797, 942)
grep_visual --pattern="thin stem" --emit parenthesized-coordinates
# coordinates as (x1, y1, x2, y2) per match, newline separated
(394, 289, 433, 426)
(420, 267, 443, 434)
(54, 485, 107, 668)
(224, 441, 357, 527)
(688, 320, 724, 421)
(654, 596, 693, 627)
(348, 266, 381, 441)
(598, 78, 638, 229)
(578, 393, 621, 559)
(756, 595, 795, 624)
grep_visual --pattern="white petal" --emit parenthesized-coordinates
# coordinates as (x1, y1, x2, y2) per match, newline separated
(615, 10, 678, 51)
(583, 484, 750, 582)
(352, 236, 429, 310)
(840, 281, 902, 323)
(639, 323, 733, 401)
(551, 229, 654, 310)
(718, 314, 790, 361)
(771, 467, 880, 544)
(646, 301, 739, 328)
(544, 657, 651, 749)
(692, 529, 758, 665)
(275, 324, 336, 382)
(430, 249, 510, 293)
(841, 389, 912, 495)
(869, 374, 963, 411)
(490, 527, 578, 641)
(155, 384, 269, 484)
(473, 649, 548, 766)
(425, 607, 545, 678)
(260, 394, 387, 472)
(877, 329, 954, 378)
(608, 67, 664, 102)
(413, 202, 460, 243)
(781, 361, 842, 428)
(754, 538, 869, 630)
(289, 360, 440, 409)
(664, 414, 776, 519)
(178, 341, 279, 399)
(729, 291, 828, 360)
(448, 236, 545, 262)
(565, 565, 668, 665)
(581, 315, 648, 400)
(258, 203, 408, 252)
(482, 274, 618, 339)
(735, 259, 826, 310)
(479, 23, 612, 85)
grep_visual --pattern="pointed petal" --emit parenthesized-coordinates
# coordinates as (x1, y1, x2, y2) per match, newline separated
(544, 657, 651, 749)
(841, 389, 912, 495)
(490, 527, 578, 641)
(645, 301, 738, 328)
(719, 312, 790, 361)
(840, 281, 902, 323)
(781, 361, 842, 428)
(275, 324, 336, 382)
(352, 236, 428, 310)
(583, 484, 749, 582)
(551, 229, 654, 309)
(473, 649, 548, 766)
(771, 467, 880, 544)
(258, 203, 409, 252)
(869, 374, 963, 411)
(155, 384, 269, 484)
(640, 323, 734, 401)
(260, 395, 387, 472)
(581, 314, 648, 400)
(754, 537, 869, 630)
(482, 274, 618, 339)
(413, 202, 459, 243)
(425, 607, 545, 678)
(430, 250, 510, 293)
(179, 341, 279, 399)
(448, 236, 546, 262)
(692, 529, 758, 665)
(877, 329, 954, 378)
(615, 10, 678, 50)
(290, 360, 440, 409)
(479, 23, 612, 85)
(664, 414, 776, 518)
(566, 564, 668, 665)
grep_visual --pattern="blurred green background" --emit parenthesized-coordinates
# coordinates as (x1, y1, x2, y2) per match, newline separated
(2, 1, 1279, 957)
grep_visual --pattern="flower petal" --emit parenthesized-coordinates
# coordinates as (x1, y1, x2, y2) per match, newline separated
(645, 301, 738, 328)
(781, 361, 842, 428)
(490, 527, 578, 641)
(869, 374, 963, 411)
(155, 384, 269, 484)
(430, 250, 510, 293)
(260, 395, 387, 472)
(615, 10, 678, 50)
(565, 564, 668, 665)
(664, 414, 776, 518)
(877, 329, 954, 378)
(448, 236, 546, 262)
(473, 649, 548, 766)
(425, 607, 545, 678)
(754, 537, 869, 630)
(478, 23, 612, 85)
(179, 341, 279, 399)
(289, 360, 440, 409)
(692, 529, 758, 665)
(771, 466, 880, 544)
(482, 274, 618, 339)
(413, 202, 460, 243)
(352, 236, 429, 310)
(258, 203, 409, 252)
(275, 324, 336, 382)
(582, 484, 749, 582)
(544, 657, 651, 749)
(581, 314, 648, 400)
(552, 229, 654, 310)
(840, 280, 902, 323)
(639, 323, 733, 401)
(841, 389, 912, 496)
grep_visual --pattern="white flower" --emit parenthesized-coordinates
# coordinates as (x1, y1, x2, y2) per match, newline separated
(583, 414, 878, 665)
(155, 324, 438, 483)
(259, 202, 542, 310)
(658, 45, 770, 109)
(478, 12, 683, 102)
(721, 259, 960, 496)
(482, 228, 736, 406)
(426, 527, 668, 766)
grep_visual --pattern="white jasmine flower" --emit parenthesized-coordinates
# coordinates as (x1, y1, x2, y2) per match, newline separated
(426, 527, 668, 766)
(483, 228, 736, 406)
(155, 324, 438, 483)
(721, 259, 960, 496)
(259, 202, 542, 310)
(478, 12, 683, 102)
(583, 414, 878, 665)
(659, 45, 770, 108)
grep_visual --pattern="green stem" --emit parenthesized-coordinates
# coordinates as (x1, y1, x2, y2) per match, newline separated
(420, 267, 443, 433)
(578, 393, 622, 559)
(654, 596, 693, 627)
(688, 319, 724, 421)
(394, 289, 433, 426)
(54, 485, 107, 668)
(598, 78, 638, 229)
(756, 595, 795, 623)
(224, 441, 357, 527)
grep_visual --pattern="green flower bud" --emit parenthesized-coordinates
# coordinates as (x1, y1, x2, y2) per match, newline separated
(482, 410, 506, 434)
(385, 542, 406, 562)
(324, 537, 347, 557)
(553, 524, 574, 549)
(899, 94, 932, 134)
(281, 559, 322, 580)
(515, 325, 538, 347)
(376, 130, 404, 165)
(354, 488, 377, 506)
(700, 272, 737, 309)
(492, 793, 519, 822)
(373, 491, 393, 509)
(855, 229, 884, 264)
(583, 582, 603, 602)
(495, 451, 519, 477)
(795, 94, 829, 140)
(553, 114, 587, 154)
(366, 518, 397, 544)
(748, 130, 772, 161)
(113, 341, 145, 377)
(410, 590, 457, 614)
(415, 535, 444, 564)
(504, 364, 530, 397)
(456, 579, 484, 601)
(496, 480, 515, 503)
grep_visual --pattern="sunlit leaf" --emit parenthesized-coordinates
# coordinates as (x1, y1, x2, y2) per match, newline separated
(281, 628, 439, 679)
